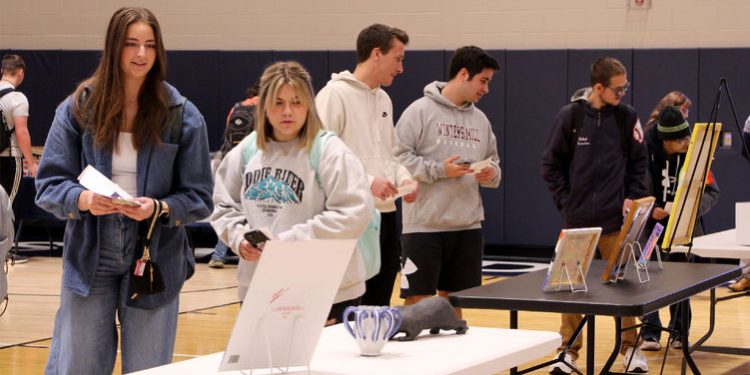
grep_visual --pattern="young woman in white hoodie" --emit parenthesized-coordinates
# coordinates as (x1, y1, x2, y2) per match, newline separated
(211, 61, 374, 323)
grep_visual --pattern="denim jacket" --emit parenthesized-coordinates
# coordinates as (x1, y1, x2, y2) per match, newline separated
(35, 82, 213, 309)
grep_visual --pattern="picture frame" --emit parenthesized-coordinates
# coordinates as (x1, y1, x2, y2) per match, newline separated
(602, 196, 656, 282)
(220, 239, 357, 372)
(542, 227, 602, 292)
(661, 122, 721, 249)
(637, 222, 664, 269)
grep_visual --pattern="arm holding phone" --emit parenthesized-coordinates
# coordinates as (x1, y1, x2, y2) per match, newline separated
(238, 229, 272, 262)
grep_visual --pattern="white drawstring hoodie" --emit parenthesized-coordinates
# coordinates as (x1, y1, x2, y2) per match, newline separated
(316, 71, 412, 213)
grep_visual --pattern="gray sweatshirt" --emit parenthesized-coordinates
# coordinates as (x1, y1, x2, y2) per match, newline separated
(210, 136, 373, 303)
(394, 81, 501, 233)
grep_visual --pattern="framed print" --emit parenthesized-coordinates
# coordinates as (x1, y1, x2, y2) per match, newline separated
(602, 196, 656, 282)
(543, 227, 602, 292)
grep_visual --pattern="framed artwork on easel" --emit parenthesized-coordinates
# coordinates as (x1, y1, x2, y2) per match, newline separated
(662, 122, 722, 250)
(602, 196, 655, 282)
(543, 227, 601, 292)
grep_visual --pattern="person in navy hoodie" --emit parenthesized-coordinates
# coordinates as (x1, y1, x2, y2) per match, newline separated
(35, 7, 213, 374)
(541, 57, 649, 374)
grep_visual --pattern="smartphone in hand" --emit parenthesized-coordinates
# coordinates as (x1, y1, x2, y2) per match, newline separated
(111, 198, 141, 207)
(244, 229, 270, 250)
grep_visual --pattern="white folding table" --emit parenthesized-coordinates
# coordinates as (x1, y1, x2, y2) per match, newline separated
(131, 324, 560, 375)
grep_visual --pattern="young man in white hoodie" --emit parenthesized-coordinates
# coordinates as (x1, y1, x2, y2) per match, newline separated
(394, 46, 501, 318)
(316, 23, 418, 307)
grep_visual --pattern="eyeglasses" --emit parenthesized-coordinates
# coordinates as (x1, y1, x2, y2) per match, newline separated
(604, 82, 630, 96)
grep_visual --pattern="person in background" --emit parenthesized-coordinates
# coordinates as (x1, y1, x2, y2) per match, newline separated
(394, 46, 501, 318)
(0, 54, 34, 264)
(0, 54, 35, 198)
(211, 61, 373, 324)
(541, 57, 649, 374)
(209, 83, 259, 269)
(638, 101, 719, 351)
(35, 7, 213, 374)
(726, 113, 750, 292)
(316, 23, 418, 307)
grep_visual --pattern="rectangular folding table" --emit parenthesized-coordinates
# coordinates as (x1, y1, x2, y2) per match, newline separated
(450, 259, 740, 375)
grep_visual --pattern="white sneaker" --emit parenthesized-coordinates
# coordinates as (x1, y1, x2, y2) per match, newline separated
(670, 337, 683, 349)
(623, 347, 649, 373)
(549, 352, 576, 374)
(640, 338, 661, 351)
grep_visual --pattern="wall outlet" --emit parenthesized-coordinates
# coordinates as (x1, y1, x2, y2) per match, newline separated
(722, 131, 732, 148)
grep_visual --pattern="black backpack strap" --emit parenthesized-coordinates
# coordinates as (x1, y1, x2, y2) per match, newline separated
(0, 88, 14, 99)
(614, 104, 632, 159)
(0, 88, 15, 132)
(168, 96, 187, 144)
(569, 101, 585, 155)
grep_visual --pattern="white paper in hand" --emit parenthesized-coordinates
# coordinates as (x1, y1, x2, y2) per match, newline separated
(378, 182, 416, 203)
(77, 165, 134, 201)
(466, 158, 493, 175)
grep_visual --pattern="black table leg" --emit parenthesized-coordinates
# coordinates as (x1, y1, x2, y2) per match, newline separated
(510, 310, 518, 375)
(680, 299, 701, 374)
(601, 316, 621, 374)
(586, 315, 595, 375)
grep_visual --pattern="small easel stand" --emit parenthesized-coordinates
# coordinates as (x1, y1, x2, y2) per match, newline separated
(243, 313, 312, 375)
(623, 241, 662, 283)
(551, 261, 589, 293)
(636, 243, 665, 280)
(606, 242, 651, 284)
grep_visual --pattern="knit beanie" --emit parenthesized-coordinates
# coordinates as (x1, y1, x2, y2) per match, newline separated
(657, 106, 691, 140)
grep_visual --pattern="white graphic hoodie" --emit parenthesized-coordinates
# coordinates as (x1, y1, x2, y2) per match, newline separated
(211, 136, 373, 303)
(395, 81, 501, 233)
(316, 71, 412, 212)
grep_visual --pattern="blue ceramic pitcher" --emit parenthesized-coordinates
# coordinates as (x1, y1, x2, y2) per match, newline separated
(342, 305, 402, 356)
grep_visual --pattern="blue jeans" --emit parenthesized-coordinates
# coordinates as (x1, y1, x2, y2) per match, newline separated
(641, 300, 691, 341)
(45, 215, 179, 375)
(211, 240, 234, 261)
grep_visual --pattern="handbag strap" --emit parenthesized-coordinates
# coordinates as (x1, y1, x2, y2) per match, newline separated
(141, 200, 164, 261)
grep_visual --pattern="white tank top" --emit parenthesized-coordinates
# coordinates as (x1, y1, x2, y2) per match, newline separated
(112, 132, 138, 197)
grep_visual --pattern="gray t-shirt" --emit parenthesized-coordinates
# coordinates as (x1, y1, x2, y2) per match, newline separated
(0, 81, 29, 157)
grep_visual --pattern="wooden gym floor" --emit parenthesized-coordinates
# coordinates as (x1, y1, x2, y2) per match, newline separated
(2, 256, 750, 374)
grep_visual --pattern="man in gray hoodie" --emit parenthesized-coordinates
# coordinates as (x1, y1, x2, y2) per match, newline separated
(317, 23, 418, 307)
(394, 46, 501, 318)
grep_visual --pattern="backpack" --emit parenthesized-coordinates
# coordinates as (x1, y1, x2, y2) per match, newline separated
(0, 185, 14, 317)
(0, 88, 16, 153)
(221, 102, 256, 157)
(240, 130, 382, 280)
(570, 100, 633, 159)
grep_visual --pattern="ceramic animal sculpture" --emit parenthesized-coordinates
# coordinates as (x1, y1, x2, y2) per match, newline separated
(390, 296, 468, 341)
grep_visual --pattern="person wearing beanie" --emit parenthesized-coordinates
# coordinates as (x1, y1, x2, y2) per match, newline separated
(656, 105, 691, 141)
(638, 103, 720, 352)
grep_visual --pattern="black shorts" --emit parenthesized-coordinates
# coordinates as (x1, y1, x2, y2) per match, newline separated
(327, 296, 362, 324)
(399, 229, 483, 298)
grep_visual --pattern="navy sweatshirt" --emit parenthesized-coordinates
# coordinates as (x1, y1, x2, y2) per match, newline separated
(541, 93, 648, 234)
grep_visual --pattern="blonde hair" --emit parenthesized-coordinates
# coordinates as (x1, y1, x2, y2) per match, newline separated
(255, 61, 322, 152)
(646, 91, 692, 130)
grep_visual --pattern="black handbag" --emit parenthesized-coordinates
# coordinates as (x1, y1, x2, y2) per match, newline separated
(129, 200, 166, 300)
